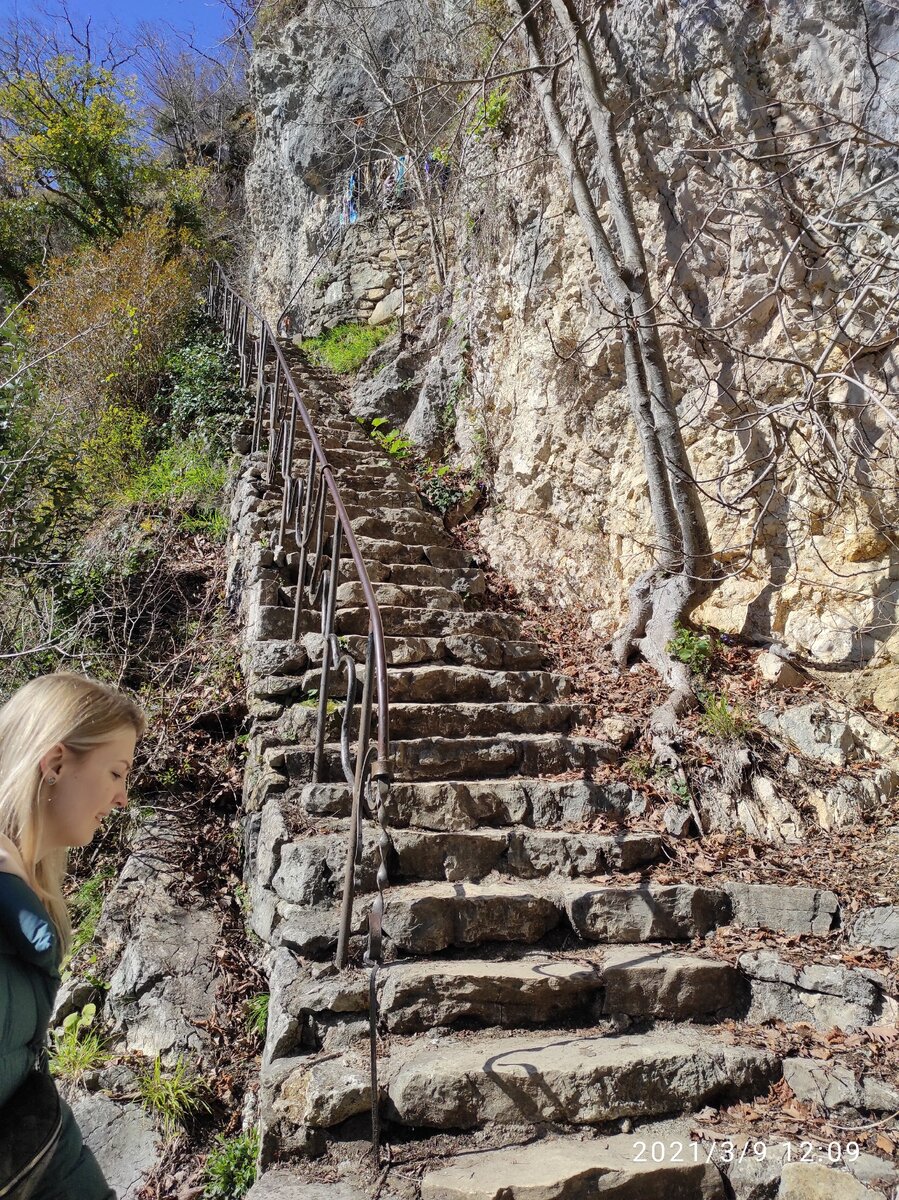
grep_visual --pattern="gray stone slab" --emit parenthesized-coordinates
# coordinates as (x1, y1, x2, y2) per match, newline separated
(71, 1092, 160, 1200)
(740, 952, 889, 1032)
(723, 883, 839, 935)
(565, 884, 731, 942)
(386, 1031, 778, 1129)
(420, 1132, 726, 1199)
(777, 1162, 883, 1198)
(851, 905, 899, 953)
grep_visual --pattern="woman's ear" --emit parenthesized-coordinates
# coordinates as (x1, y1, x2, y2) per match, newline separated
(39, 743, 65, 780)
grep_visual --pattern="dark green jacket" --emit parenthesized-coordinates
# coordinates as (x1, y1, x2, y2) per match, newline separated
(0, 871, 115, 1200)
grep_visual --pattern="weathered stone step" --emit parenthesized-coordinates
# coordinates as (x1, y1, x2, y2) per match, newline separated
(296, 777, 644, 829)
(333, 581, 468, 611)
(353, 536, 472, 569)
(273, 733, 610, 784)
(282, 1029, 778, 1132)
(254, 605, 522, 642)
(264, 824, 663, 903)
(296, 664, 571, 706)
(334, 607, 523, 639)
(266, 951, 744, 1054)
(349, 515, 453, 545)
(339, 633, 547, 671)
(419, 1130, 727, 1200)
(351, 561, 485, 593)
(385, 1029, 778, 1131)
(381, 950, 742, 1031)
(389, 732, 615, 781)
(385, 702, 580, 740)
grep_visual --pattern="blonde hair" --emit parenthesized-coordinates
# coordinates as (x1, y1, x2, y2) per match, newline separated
(0, 672, 145, 955)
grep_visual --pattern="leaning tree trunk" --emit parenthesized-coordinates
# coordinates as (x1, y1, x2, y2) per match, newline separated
(507, 0, 716, 722)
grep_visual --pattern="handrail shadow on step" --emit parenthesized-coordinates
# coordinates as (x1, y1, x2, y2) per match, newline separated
(208, 261, 392, 970)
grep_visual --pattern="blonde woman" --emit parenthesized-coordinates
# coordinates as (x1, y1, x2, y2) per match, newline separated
(0, 672, 144, 1200)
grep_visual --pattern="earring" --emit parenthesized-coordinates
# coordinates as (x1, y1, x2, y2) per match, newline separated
(45, 773, 57, 786)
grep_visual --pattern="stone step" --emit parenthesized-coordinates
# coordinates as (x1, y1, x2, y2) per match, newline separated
(254, 605, 523, 642)
(296, 664, 571, 705)
(296, 777, 645, 828)
(275, 733, 612, 783)
(389, 732, 615, 781)
(278, 1029, 778, 1133)
(349, 515, 454, 545)
(381, 950, 743, 1031)
(334, 607, 523, 639)
(353, 536, 472, 568)
(419, 1130, 727, 1200)
(339, 633, 547, 671)
(385, 1029, 778, 1132)
(268, 701, 580, 746)
(264, 824, 664, 903)
(267, 951, 744, 1054)
(349, 562, 485, 593)
(333, 581, 468, 611)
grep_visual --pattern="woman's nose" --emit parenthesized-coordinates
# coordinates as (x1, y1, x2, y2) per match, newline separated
(113, 791, 128, 809)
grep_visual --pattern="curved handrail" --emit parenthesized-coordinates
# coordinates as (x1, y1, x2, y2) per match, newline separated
(207, 262, 392, 966)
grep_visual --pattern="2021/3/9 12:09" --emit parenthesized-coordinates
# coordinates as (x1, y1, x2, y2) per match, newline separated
(632, 1139, 862, 1164)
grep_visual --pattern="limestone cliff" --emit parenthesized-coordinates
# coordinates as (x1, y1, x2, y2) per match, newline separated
(246, 0, 899, 711)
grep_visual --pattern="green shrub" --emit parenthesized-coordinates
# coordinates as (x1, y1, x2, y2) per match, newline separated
(125, 437, 226, 508)
(666, 623, 713, 676)
(244, 993, 269, 1038)
(138, 1054, 210, 1140)
(162, 318, 245, 454)
(300, 322, 394, 374)
(203, 1129, 259, 1200)
(467, 85, 510, 137)
(699, 692, 749, 739)
(50, 1004, 108, 1079)
(366, 415, 413, 461)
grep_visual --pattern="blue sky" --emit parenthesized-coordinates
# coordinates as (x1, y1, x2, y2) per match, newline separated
(0, 0, 230, 59)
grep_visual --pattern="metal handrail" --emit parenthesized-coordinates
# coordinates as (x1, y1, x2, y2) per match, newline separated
(208, 261, 393, 1158)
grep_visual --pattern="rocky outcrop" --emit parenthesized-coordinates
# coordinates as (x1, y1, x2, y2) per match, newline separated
(246, 0, 899, 712)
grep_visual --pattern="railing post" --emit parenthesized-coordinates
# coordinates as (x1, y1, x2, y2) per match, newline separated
(335, 631, 375, 969)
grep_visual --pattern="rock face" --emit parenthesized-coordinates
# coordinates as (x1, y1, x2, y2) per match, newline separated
(246, 0, 899, 711)
(98, 826, 219, 1062)
(69, 1093, 161, 1200)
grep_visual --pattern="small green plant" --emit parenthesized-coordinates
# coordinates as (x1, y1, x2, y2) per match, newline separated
(698, 692, 749, 739)
(138, 1054, 210, 1140)
(68, 867, 116, 958)
(202, 1129, 259, 1200)
(668, 776, 691, 803)
(50, 1004, 108, 1079)
(298, 688, 342, 715)
(300, 322, 394, 374)
(467, 85, 510, 137)
(623, 752, 653, 781)
(180, 507, 228, 540)
(244, 993, 269, 1038)
(666, 623, 713, 676)
(417, 462, 470, 514)
(368, 416, 413, 461)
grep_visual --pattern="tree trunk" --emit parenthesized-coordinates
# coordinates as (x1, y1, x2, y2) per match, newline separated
(507, 0, 716, 701)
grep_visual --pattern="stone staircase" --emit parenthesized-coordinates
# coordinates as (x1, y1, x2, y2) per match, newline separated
(229, 350, 897, 1200)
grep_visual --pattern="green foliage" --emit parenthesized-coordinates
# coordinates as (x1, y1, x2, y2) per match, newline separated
(162, 317, 245, 454)
(467, 86, 510, 138)
(623, 752, 653, 781)
(698, 692, 749, 739)
(298, 689, 342, 716)
(244, 993, 269, 1038)
(0, 56, 140, 256)
(202, 1129, 259, 1200)
(50, 1004, 108, 1078)
(367, 416, 413, 461)
(416, 462, 472, 514)
(125, 438, 226, 509)
(666, 623, 713, 677)
(138, 1055, 210, 1140)
(68, 867, 116, 958)
(300, 322, 394, 374)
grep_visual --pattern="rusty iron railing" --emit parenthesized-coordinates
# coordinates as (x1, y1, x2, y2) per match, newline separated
(208, 261, 392, 1158)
